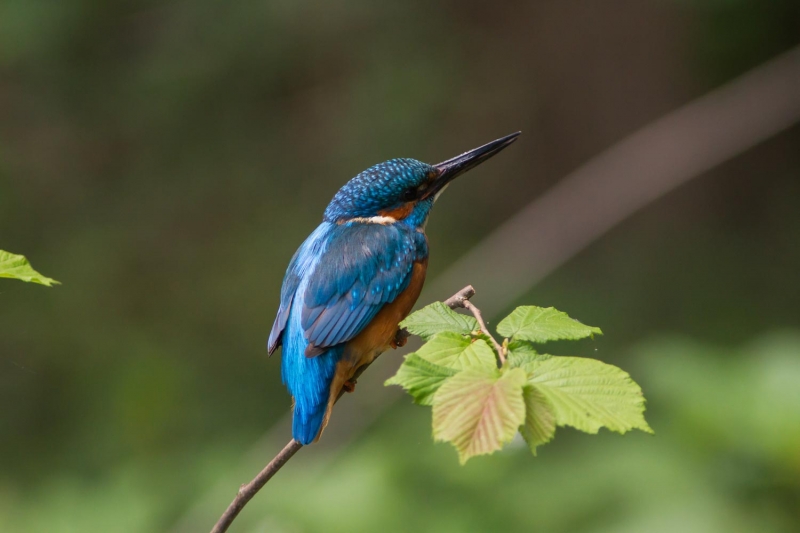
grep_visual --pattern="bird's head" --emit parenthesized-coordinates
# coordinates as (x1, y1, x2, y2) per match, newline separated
(323, 132, 520, 228)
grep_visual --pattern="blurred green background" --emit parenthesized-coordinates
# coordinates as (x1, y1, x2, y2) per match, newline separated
(2, 1, 799, 532)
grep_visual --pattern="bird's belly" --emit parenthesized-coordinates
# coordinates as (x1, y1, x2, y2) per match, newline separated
(344, 258, 428, 369)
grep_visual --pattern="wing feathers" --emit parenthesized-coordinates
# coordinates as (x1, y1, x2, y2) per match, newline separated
(268, 293, 293, 355)
(300, 222, 423, 354)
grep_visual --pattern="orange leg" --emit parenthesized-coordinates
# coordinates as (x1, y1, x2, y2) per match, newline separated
(342, 380, 356, 393)
(391, 332, 408, 349)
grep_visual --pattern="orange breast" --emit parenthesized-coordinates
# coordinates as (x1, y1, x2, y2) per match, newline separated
(344, 258, 428, 366)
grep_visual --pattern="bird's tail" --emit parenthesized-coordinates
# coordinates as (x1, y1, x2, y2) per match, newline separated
(292, 404, 327, 445)
(282, 332, 343, 445)
(281, 291, 346, 445)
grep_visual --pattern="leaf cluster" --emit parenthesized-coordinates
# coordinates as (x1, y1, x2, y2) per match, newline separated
(386, 302, 652, 463)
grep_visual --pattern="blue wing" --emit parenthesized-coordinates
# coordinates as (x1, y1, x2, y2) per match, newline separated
(267, 271, 296, 355)
(268, 224, 329, 355)
(268, 221, 424, 355)
(300, 221, 421, 355)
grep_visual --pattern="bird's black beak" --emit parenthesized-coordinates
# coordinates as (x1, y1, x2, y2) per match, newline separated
(425, 131, 520, 200)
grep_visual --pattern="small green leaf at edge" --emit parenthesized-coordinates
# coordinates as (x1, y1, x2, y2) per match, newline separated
(400, 302, 478, 341)
(528, 356, 653, 436)
(0, 250, 59, 287)
(507, 340, 551, 375)
(416, 332, 497, 371)
(385, 353, 458, 405)
(432, 366, 527, 464)
(497, 306, 602, 343)
(520, 385, 557, 456)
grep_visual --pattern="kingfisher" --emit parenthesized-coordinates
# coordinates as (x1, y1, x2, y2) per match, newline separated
(268, 132, 520, 445)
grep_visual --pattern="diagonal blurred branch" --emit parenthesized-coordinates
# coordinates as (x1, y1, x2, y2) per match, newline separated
(426, 45, 800, 318)
(172, 44, 800, 532)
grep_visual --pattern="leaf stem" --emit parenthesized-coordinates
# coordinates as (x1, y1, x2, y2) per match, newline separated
(461, 299, 506, 365)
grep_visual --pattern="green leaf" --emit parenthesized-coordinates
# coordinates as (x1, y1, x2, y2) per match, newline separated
(507, 340, 551, 375)
(400, 302, 478, 341)
(0, 250, 59, 286)
(520, 385, 556, 455)
(416, 332, 497, 371)
(497, 306, 601, 343)
(528, 356, 653, 435)
(385, 354, 458, 405)
(433, 367, 527, 464)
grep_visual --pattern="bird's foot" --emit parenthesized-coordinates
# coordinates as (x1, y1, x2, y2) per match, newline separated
(342, 380, 357, 393)
(391, 331, 408, 349)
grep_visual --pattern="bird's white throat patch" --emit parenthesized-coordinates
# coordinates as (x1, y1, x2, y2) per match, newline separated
(347, 215, 397, 225)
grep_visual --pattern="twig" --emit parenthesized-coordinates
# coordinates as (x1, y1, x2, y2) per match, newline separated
(462, 299, 506, 365)
(426, 285, 505, 362)
(210, 285, 478, 533)
(392, 285, 475, 348)
(210, 439, 303, 533)
(442, 284, 476, 307)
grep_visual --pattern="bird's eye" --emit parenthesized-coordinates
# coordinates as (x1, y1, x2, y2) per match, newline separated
(401, 189, 417, 202)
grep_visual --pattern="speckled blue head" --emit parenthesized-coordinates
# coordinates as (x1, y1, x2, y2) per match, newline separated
(323, 132, 521, 229)
(324, 158, 436, 225)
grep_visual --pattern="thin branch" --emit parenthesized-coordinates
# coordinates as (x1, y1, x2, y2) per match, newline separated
(424, 285, 505, 363)
(210, 438, 303, 533)
(210, 285, 478, 533)
(442, 284, 476, 307)
(461, 299, 506, 365)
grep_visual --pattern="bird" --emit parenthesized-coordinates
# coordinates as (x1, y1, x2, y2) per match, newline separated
(268, 132, 520, 445)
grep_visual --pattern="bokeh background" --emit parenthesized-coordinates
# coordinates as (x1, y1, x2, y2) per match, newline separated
(2, 1, 800, 532)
